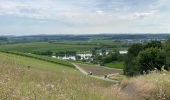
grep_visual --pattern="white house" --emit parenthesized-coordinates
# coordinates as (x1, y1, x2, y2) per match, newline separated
(77, 53, 92, 60)
(119, 50, 128, 54)
(62, 56, 76, 61)
(51, 55, 57, 58)
(52, 55, 76, 61)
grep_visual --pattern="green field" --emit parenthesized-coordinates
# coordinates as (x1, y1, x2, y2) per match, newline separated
(0, 41, 128, 54)
(104, 61, 124, 69)
(0, 52, 121, 99)
(0, 42, 99, 53)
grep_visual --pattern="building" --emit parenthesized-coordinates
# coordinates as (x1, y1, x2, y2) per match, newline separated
(77, 53, 92, 60)
(57, 55, 76, 61)
(51, 55, 57, 58)
(119, 50, 128, 54)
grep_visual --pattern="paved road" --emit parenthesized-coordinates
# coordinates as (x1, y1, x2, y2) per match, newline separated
(72, 63, 119, 83)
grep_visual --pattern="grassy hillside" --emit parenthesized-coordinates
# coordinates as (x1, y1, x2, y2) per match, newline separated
(0, 52, 121, 100)
(1, 51, 74, 67)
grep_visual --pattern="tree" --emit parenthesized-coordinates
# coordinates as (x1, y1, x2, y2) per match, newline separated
(124, 57, 141, 76)
(144, 41, 163, 49)
(165, 40, 170, 70)
(124, 43, 143, 76)
(128, 43, 143, 57)
(138, 48, 166, 73)
(101, 48, 106, 56)
(124, 41, 166, 76)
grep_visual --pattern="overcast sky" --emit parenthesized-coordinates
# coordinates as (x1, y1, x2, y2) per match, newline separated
(0, 0, 170, 35)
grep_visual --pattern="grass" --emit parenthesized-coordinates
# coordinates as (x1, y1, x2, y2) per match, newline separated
(108, 74, 126, 82)
(121, 71, 170, 100)
(0, 42, 99, 53)
(0, 51, 74, 67)
(104, 61, 124, 69)
(1, 52, 170, 100)
(0, 41, 128, 54)
(0, 52, 122, 100)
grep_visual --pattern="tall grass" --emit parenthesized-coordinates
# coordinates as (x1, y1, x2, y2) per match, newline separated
(1, 52, 170, 100)
(121, 71, 170, 100)
(0, 52, 122, 100)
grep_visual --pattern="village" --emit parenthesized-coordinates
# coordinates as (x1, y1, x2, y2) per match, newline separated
(51, 50, 128, 61)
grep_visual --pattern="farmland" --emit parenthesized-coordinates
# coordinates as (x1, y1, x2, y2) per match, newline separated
(0, 42, 99, 53)
(75, 63, 122, 76)
(0, 41, 129, 54)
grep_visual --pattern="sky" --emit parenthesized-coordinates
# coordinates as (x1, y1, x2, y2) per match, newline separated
(0, 0, 170, 35)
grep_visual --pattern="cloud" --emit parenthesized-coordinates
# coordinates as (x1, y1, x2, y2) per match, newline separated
(119, 11, 156, 20)
(0, 0, 170, 34)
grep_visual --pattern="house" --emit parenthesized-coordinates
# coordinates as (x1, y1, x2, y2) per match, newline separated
(119, 50, 128, 54)
(51, 55, 57, 58)
(57, 55, 76, 61)
(77, 53, 92, 60)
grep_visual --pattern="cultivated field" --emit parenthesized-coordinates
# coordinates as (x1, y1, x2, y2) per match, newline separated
(75, 63, 122, 76)
(0, 42, 98, 53)
(0, 41, 128, 54)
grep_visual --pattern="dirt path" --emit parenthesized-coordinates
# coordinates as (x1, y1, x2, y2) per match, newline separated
(72, 63, 119, 83)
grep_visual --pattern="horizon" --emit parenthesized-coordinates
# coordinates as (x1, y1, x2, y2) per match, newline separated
(1, 33, 170, 37)
(0, 0, 170, 35)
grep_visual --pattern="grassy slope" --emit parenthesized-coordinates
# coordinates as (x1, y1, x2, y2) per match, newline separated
(104, 61, 124, 69)
(1, 52, 169, 100)
(1, 51, 74, 67)
(0, 52, 120, 100)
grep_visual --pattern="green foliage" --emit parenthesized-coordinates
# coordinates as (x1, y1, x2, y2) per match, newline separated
(165, 40, 170, 70)
(93, 52, 125, 66)
(124, 41, 166, 76)
(128, 43, 143, 57)
(144, 41, 163, 49)
(138, 48, 166, 73)
(124, 55, 141, 76)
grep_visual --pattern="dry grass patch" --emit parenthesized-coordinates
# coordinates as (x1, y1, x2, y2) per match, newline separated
(121, 72, 170, 100)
